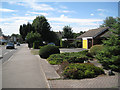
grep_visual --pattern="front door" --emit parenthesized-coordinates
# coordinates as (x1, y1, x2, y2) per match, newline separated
(88, 39, 92, 49)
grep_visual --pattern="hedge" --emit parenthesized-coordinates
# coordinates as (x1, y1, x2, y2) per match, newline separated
(39, 45, 60, 59)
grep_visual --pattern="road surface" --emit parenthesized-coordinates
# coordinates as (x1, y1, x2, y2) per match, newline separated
(1, 44, 22, 63)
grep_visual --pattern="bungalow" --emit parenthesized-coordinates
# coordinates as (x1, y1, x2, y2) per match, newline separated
(76, 27, 112, 49)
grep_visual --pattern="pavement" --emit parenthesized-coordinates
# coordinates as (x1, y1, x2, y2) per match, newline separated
(2, 44, 49, 88)
(36, 56, 60, 80)
(2, 44, 119, 89)
(48, 75, 118, 88)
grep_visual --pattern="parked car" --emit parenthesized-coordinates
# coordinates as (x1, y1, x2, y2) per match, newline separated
(16, 42, 20, 46)
(6, 43, 15, 49)
(48, 42, 55, 46)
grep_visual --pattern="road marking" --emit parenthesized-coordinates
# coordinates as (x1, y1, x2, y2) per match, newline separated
(9, 50, 13, 52)
(4, 52, 8, 55)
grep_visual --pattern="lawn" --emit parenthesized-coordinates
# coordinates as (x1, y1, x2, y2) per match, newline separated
(31, 49, 39, 55)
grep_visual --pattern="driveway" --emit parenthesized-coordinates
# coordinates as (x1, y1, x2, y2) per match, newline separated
(60, 48, 87, 53)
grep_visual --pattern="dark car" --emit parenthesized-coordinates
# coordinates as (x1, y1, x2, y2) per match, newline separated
(6, 43, 15, 49)
(16, 42, 20, 46)
(48, 42, 55, 46)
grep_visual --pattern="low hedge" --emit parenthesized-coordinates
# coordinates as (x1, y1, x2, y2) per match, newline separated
(89, 45, 103, 56)
(63, 63, 104, 79)
(47, 50, 91, 65)
(39, 45, 60, 59)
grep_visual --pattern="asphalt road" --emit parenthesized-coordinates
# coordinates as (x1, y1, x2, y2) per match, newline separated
(1, 44, 22, 63)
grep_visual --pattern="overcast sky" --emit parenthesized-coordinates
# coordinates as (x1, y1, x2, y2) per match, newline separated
(0, 0, 118, 35)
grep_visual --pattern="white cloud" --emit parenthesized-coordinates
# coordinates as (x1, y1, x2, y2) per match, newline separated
(27, 11, 48, 16)
(0, 16, 36, 35)
(0, 15, 103, 35)
(59, 5, 68, 9)
(49, 15, 103, 33)
(0, 16, 36, 22)
(98, 13, 106, 17)
(0, 8, 16, 12)
(31, 3, 54, 11)
(48, 15, 103, 23)
(97, 9, 108, 12)
(7, 1, 54, 11)
(90, 13, 94, 16)
(50, 22, 100, 33)
(58, 10, 75, 13)
(14, 1, 54, 11)
(25, 14, 30, 16)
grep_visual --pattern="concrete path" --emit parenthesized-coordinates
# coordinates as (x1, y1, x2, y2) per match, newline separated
(2, 44, 48, 88)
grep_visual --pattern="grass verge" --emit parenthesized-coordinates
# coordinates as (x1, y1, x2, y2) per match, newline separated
(31, 49, 39, 55)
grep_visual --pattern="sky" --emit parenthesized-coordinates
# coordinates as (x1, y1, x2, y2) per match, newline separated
(0, 0, 119, 35)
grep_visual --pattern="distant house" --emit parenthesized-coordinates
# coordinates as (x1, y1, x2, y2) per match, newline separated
(76, 27, 112, 49)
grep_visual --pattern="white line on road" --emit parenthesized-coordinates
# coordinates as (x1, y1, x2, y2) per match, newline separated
(9, 50, 13, 52)
(4, 52, 8, 55)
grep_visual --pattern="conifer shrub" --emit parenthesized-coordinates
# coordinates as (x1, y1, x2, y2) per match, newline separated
(89, 45, 103, 56)
(63, 63, 104, 79)
(47, 50, 91, 65)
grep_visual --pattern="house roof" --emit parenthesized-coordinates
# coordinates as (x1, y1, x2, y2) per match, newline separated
(77, 27, 109, 39)
(100, 30, 113, 37)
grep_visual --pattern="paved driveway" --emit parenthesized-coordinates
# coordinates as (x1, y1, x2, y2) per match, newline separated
(60, 48, 87, 53)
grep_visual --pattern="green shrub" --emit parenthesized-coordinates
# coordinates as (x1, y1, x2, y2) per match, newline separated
(39, 45, 60, 59)
(39, 46, 43, 49)
(47, 54, 65, 64)
(33, 41, 43, 49)
(47, 50, 89, 65)
(63, 63, 104, 79)
(89, 45, 103, 56)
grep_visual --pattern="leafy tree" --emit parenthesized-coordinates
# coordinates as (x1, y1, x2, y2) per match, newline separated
(46, 31, 59, 43)
(32, 16, 51, 42)
(73, 31, 86, 39)
(96, 17, 120, 72)
(62, 25, 73, 39)
(26, 32, 43, 48)
(19, 22, 34, 41)
(100, 17, 117, 28)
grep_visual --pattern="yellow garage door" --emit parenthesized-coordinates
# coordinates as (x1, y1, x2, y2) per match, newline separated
(83, 40, 87, 49)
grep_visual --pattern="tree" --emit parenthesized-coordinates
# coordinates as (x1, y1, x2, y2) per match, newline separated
(46, 31, 59, 43)
(62, 26, 73, 39)
(96, 17, 120, 72)
(26, 32, 43, 48)
(73, 31, 86, 39)
(32, 16, 51, 42)
(100, 17, 117, 28)
(19, 22, 34, 41)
